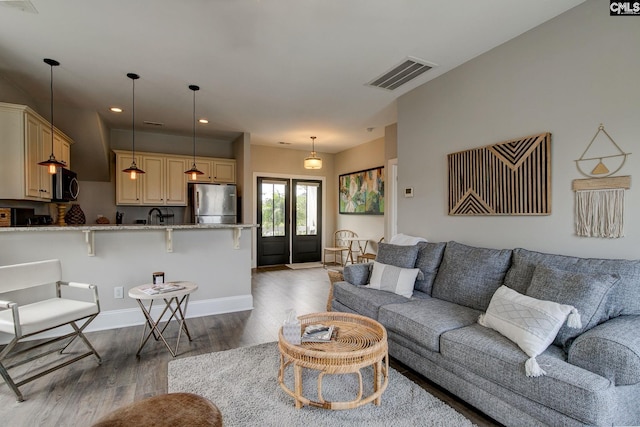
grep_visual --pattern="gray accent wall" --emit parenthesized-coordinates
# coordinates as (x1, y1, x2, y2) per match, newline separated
(397, 0, 640, 259)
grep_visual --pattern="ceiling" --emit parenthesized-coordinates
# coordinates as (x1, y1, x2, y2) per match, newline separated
(0, 0, 585, 154)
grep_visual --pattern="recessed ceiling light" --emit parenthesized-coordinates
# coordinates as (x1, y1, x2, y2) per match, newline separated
(198, 119, 208, 124)
(110, 107, 123, 113)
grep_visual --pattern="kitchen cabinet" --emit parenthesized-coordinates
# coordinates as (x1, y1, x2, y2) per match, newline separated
(0, 102, 73, 201)
(141, 155, 187, 205)
(186, 157, 236, 183)
(115, 153, 142, 204)
(212, 159, 236, 183)
(115, 150, 234, 206)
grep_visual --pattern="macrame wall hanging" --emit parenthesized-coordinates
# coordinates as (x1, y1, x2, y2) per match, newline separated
(572, 124, 631, 238)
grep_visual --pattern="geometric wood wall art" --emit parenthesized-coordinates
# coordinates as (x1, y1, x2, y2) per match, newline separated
(448, 132, 551, 215)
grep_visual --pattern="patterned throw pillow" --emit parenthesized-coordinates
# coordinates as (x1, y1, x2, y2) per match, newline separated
(366, 261, 420, 298)
(478, 286, 581, 377)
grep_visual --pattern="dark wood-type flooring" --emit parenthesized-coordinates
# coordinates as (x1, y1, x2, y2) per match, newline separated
(0, 266, 501, 426)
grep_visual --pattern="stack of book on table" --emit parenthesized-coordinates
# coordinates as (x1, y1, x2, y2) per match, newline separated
(141, 282, 185, 295)
(301, 324, 336, 343)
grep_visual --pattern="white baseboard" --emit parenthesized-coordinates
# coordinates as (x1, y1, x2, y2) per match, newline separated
(0, 295, 254, 344)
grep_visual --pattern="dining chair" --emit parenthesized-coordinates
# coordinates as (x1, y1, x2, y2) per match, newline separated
(357, 237, 384, 263)
(323, 230, 357, 268)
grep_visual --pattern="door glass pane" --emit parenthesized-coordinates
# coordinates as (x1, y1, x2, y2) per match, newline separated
(261, 182, 286, 237)
(296, 183, 318, 236)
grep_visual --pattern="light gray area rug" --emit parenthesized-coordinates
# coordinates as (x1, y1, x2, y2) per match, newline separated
(285, 262, 324, 270)
(168, 342, 474, 427)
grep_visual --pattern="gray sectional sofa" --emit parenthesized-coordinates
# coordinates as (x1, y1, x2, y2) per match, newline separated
(330, 241, 640, 426)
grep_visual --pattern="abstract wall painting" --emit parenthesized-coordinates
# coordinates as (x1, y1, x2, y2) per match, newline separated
(339, 166, 384, 214)
(448, 132, 551, 216)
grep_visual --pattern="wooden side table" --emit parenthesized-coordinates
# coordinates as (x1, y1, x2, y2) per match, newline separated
(278, 311, 388, 410)
(128, 281, 198, 357)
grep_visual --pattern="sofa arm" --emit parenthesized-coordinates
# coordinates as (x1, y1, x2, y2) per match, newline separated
(568, 315, 640, 386)
(343, 263, 372, 286)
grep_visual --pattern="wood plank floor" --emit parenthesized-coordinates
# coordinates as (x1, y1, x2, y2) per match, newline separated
(0, 266, 501, 426)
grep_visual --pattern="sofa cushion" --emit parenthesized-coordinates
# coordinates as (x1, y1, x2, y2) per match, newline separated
(568, 315, 640, 386)
(431, 241, 512, 311)
(526, 264, 619, 349)
(332, 281, 409, 320)
(478, 286, 579, 376)
(504, 248, 640, 316)
(367, 261, 419, 298)
(375, 243, 419, 269)
(379, 297, 481, 352)
(413, 242, 446, 295)
(342, 263, 372, 286)
(441, 323, 614, 423)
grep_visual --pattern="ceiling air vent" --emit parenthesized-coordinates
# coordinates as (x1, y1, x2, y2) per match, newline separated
(367, 57, 436, 91)
(143, 121, 164, 127)
(0, 0, 38, 13)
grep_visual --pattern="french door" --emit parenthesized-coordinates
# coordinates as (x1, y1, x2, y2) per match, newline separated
(257, 177, 322, 267)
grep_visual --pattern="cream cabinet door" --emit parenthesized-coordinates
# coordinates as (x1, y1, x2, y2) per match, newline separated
(54, 131, 71, 169)
(141, 155, 165, 205)
(116, 153, 142, 205)
(186, 158, 213, 183)
(212, 159, 236, 183)
(25, 114, 52, 199)
(165, 157, 188, 205)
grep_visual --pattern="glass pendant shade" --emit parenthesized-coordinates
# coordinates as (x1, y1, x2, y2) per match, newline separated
(122, 73, 144, 180)
(185, 84, 204, 179)
(304, 136, 322, 169)
(38, 58, 66, 174)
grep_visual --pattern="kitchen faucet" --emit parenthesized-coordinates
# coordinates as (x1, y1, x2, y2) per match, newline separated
(147, 207, 164, 225)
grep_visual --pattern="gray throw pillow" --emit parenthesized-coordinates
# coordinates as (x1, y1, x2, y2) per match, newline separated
(526, 264, 619, 349)
(431, 241, 512, 311)
(504, 248, 640, 317)
(376, 243, 419, 269)
(413, 242, 446, 295)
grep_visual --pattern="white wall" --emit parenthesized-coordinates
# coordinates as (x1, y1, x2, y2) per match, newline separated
(335, 137, 386, 243)
(397, 0, 640, 260)
(0, 227, 252, 339)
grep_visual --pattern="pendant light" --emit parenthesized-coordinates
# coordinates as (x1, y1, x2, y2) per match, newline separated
(38, 58, 66, 174)
(122, 73, 145, 180)
(184, 84, 204, 180)
(303, 136, 322, 169)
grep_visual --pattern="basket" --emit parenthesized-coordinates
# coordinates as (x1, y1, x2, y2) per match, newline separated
(0, 208, 10, 227)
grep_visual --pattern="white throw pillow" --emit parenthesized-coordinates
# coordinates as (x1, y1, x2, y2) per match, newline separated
(389, 233, 428, 246)
(367, 261, 419, 298)
(478, 286, 581, 377)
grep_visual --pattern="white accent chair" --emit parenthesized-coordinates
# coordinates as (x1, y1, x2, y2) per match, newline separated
(0, 259, 101, 401)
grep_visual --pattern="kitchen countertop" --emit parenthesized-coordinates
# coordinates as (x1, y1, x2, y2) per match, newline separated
(0, 223, 257, 232)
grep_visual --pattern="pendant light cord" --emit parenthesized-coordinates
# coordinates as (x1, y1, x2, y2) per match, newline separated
(192, 88, 196, 163)
(49, 62, 54, 155)
(131, 77, 136, 158)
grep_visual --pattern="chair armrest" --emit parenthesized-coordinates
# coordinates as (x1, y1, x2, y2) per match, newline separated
(0, 300, 22, 337)
(568, 315, 640, 385)
(0, 299, 15, 309)
(57, 281, 100, 308)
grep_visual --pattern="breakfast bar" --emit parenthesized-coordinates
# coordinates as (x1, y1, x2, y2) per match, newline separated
(0, 224, 256, 339)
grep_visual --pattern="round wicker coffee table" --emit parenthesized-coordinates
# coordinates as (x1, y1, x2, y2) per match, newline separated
(278, 311, 388, 410)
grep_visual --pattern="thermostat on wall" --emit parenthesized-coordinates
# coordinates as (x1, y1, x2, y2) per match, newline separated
(404, 187, 414, 198)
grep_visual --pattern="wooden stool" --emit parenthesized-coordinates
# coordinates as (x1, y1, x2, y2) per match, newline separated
(92, 393, 222, 427)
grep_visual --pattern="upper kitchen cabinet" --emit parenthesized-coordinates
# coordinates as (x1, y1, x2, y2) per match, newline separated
(0, 102, 73, 201)
(186, 157, 236, 184)
(140, 155, 188, 205)
(115, 152, 142, 205)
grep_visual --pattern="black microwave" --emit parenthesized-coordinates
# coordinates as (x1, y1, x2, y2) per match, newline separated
(52, 168, 79, 202)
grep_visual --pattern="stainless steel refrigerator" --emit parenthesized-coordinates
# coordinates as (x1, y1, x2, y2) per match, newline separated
(189, 183, 237, 224)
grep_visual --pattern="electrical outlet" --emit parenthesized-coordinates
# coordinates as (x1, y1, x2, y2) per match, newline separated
(114, 286, 124, 299)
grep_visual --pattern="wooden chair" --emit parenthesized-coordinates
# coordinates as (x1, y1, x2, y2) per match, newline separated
(323, 230, 357, 268)
(0, 259, 101, 401)
(357, 237, 384, 263)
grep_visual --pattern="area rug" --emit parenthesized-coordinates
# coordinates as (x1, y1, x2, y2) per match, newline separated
(285, 262, 324, 270)
(168, 342, 474, 427)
